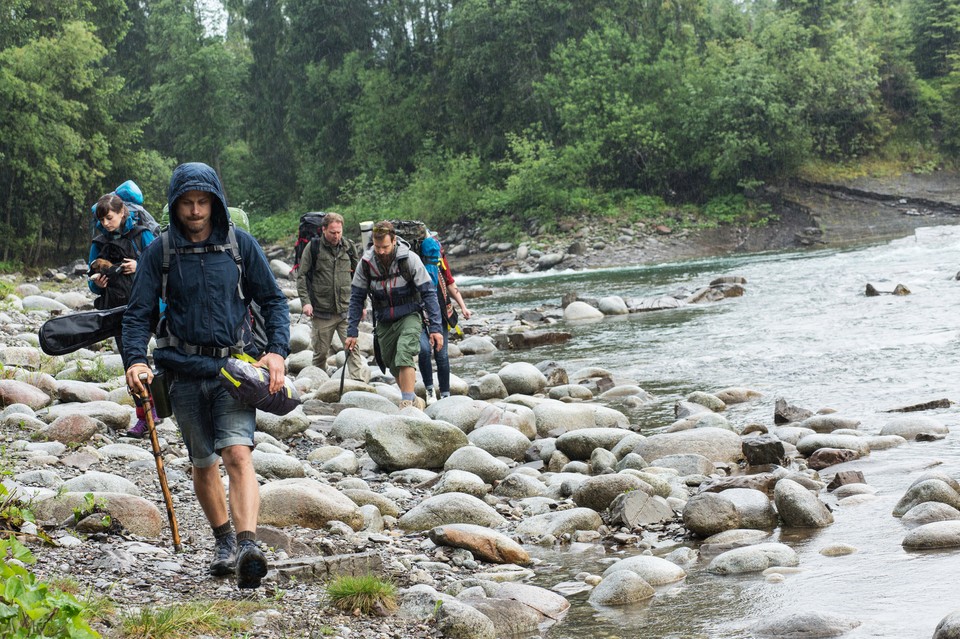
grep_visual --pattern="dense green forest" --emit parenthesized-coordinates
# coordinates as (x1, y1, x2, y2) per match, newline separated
(1, 0, 959, 266)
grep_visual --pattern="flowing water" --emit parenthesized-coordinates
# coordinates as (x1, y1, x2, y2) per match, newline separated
(456, 225, 960, 638)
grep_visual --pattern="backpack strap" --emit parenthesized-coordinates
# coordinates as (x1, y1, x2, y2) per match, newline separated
(160, 224, 244, 304)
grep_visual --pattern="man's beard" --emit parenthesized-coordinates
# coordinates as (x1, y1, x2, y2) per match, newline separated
(377, 250, 395, 271)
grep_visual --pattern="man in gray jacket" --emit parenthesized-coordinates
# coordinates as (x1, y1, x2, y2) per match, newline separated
(344, 221, 442, 409)
(296, 212, 363, 378)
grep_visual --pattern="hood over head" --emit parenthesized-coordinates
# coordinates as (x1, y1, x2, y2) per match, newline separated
(166, 162, 231, 239)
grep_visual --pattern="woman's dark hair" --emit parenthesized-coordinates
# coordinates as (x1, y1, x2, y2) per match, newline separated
(95, 193, 127, 221)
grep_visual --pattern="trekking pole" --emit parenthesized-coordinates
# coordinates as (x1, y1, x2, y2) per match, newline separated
(137, 373, 182, 552)
(338, 347, 348, 400)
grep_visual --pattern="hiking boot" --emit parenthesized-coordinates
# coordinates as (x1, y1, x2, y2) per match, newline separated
(413, 396, 426, 410)
(425, 388, 437, 407)
(236, 539, 267, 589)
(125, 419, 149, 439)
(398, 399, 414, 410)
(209, 532, 237, 576)
(125, 406, 158, 439)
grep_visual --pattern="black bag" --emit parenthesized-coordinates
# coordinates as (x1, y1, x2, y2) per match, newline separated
(290, 212, 327, 275)
(388, 219, 428, 256)
(39, 306, 127, 356)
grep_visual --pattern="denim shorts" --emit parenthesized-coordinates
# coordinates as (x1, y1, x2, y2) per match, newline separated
(169, 376, 256, 468)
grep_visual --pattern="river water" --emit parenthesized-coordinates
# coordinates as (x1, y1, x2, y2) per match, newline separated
(457, 225, 960, 638)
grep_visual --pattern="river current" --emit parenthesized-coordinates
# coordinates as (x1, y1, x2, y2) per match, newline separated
(456, 225, 960, 638)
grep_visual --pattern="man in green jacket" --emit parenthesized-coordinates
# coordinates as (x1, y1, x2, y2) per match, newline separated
(296, 212, 364, 378)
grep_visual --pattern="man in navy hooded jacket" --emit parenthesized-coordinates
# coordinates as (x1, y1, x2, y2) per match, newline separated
(123, 162, 290, 589)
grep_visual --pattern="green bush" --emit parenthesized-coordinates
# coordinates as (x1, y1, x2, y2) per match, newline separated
(394, 149, 486, 228)
(702, 194, 748, 225)
(0, 536, 100, 638)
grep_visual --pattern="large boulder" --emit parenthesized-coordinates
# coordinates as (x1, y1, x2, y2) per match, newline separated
(41, 401, 132, 430)
(571, 474, 651, 512)
(707, 542, 798, 574)
(635, 427, 744, 464)
(0, 380, 52, 410)
(773, 479, 834, 527)
(515, 507, 603, 539)
(32, 492, 164, 538)
(532, 399, 629, 437)
(880, 415, 949, 439)
(467, 424, 532, 461)
(555, 428, 635, 460)
(429, 523, 530, 564)
(601, 554, 686, 585)
(497, 362, 547, 396)
(365, 415, 468, 471)
(259, 478, 363, 530)
(398, 492, 505, 531)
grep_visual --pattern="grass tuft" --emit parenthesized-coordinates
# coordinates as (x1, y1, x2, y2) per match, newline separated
(120, 599, 266, 638)
(325, 574, 398, 616)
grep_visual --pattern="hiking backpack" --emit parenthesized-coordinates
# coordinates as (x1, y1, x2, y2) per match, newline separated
(387, 219, 428, 256)
(289, 212, 328, 276)
(90, 179, 161, 238)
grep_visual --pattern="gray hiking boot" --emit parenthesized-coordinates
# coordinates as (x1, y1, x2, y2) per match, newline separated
(209, 532, 237, 576)
(236, 539, 267, 589)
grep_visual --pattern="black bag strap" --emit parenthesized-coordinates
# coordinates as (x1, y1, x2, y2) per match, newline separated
(161, 224, 244, 304)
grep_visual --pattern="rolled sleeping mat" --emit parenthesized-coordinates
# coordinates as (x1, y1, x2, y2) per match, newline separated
(219, 357, 301, 416)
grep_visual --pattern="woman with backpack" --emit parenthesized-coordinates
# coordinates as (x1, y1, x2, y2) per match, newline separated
(88, 193, 158, 438)
(88, 193, 156, 309)
(417, 235, 471, 405)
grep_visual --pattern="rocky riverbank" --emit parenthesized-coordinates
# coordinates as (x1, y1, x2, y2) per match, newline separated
(4, 171, 960, 639)
(6, 256, 960, 639)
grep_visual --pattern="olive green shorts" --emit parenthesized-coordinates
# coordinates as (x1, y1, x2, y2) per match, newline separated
(376, 313, 423, 377)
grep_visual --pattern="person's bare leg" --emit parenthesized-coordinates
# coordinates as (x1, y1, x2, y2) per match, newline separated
(220, 445, 259, 532)
(193, 462, 228, 527)
(396, 366, 416, 394)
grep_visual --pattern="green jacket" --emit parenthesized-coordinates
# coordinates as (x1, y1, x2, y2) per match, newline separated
(296, 235, 359, 317)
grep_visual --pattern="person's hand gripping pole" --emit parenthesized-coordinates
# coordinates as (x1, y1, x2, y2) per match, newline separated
(133, 372, 182, 552)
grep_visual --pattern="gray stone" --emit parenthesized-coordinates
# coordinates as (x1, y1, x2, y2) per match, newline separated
(497, 362, 547, 396)
(555, 427, 634, 460)
(902, 520, 960, 549)
(601, 554, 686, 585)
(468, 374, 509, 401)
(468, 424, 531, 461)
(433, 470, 490, 498)
(366, 415, 469, 471)
(252, 450, 306, 479)
(444, 446, 511, 484)
(707, 542, 799, 574)
(259, 478, 363, 530)
(683, 492, 741, 538)
(63, 471, 140, 496)
(572, 474, 650, 512)
(331, 407, 384, 441)
(608, 490, 674, 528)
(256, 407, 310, 440)
(588, 570, 654, 605)
(514, 507, 602, 538)
(636, 427, 744, 464)
(774, 479, 833, 527)
(398, 493, 505, 531)
(493, 473, 546, 499)
(752, 612, 861, 638)
(798, 415, 861, 433)
(880, 415, 949, 439)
